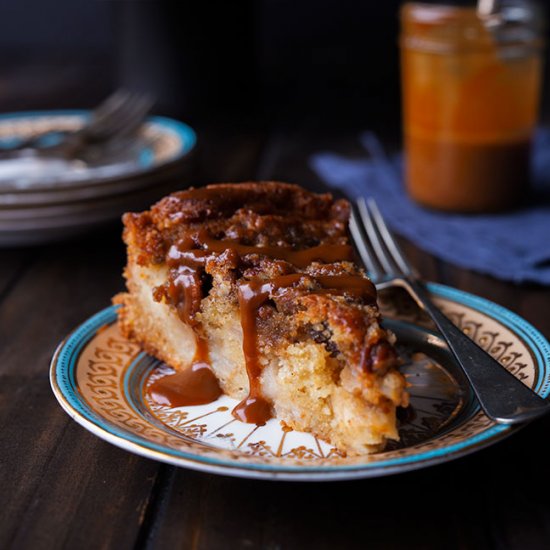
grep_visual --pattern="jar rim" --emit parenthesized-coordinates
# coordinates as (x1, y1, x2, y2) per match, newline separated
(400, 2, 545, 53)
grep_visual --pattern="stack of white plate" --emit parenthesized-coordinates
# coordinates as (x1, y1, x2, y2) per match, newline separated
(0, 111, 197, 246)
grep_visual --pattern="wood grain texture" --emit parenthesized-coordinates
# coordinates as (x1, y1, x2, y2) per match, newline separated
(0, 248, 33, 308)
(1, 122, 550, 550)
(0, 232, 126, 377)
(0, 129, 266, 550)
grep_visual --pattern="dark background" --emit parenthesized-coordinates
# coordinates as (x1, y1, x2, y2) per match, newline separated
(1, 0, 547, 134)
(2, 3, 550, 549)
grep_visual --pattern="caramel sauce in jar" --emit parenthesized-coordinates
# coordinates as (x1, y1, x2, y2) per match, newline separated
(400, 3, 543, 212)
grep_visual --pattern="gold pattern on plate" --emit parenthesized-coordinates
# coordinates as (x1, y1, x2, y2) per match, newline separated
(74, 292, 536, 467)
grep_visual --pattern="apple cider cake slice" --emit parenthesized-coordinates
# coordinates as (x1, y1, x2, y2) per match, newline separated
(114, 182, 408, 455)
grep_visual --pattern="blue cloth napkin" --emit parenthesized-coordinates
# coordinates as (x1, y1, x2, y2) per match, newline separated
(310, 130, 550, 285)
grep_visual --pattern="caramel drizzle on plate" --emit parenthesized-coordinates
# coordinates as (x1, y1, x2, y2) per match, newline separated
(148, 229, 376, 425)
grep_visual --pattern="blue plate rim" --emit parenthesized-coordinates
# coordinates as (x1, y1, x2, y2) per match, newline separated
(0, 109, 197, 165)
(50, 282, 550, 480)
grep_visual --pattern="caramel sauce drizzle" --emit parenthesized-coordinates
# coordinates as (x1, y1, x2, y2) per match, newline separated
(149, 241, 223, 408)
(147, 362, 223, 408)
(235, 274, 303, 424)
(147, 230, 376, 425)
(168, 229, 355, 268)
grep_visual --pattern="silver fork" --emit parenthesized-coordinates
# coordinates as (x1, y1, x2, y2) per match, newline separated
(0, 90, 154, 159)
(350, 197, 549, 424)
(77, 90, 154, 145)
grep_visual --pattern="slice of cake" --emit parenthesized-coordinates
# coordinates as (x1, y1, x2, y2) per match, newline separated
(114, 182, 408, 455)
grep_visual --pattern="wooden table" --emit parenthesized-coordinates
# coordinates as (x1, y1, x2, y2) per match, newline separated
(2, 120, 550, 550)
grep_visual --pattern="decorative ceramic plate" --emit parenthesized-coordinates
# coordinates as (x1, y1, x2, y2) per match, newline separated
(50, 283, 550, 481)
(0, 111, 196, 246)
(0, 110, 196, 197)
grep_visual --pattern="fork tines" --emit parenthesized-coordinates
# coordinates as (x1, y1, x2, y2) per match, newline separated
(350, 197, 414, 281)
(88, 90, 155, 141)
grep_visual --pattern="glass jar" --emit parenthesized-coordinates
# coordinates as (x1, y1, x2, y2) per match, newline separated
(400, 2, 544, 212)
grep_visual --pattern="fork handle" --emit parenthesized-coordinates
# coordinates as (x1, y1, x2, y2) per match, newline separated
(406, 280, 548, 424)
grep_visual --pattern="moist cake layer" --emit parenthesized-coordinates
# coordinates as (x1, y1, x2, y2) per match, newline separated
(114, 182, 408, 455)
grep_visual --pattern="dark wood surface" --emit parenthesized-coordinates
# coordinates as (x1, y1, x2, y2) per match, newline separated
(1, 120, 550, 550)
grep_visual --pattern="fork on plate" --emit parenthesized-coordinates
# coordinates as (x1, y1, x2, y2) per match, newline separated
(0, 90, 154, 160)
(350, 197, 549, 424)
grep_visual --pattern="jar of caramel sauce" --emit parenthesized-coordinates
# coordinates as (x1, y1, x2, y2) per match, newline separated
(400, 3, 544, 212)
